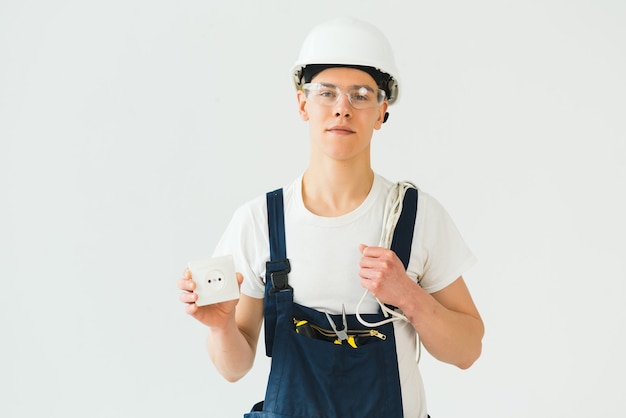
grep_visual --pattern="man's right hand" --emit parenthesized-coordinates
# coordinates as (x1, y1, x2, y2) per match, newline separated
(176, 268, 244, 329)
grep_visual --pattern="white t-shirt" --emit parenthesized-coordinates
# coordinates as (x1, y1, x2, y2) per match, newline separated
(213, 173, 477, 418)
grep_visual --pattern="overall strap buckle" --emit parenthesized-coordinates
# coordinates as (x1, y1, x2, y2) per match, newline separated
(267, 259, 292, 295)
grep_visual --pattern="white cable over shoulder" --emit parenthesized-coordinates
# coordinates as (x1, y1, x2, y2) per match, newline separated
(356, 181, 417, 327)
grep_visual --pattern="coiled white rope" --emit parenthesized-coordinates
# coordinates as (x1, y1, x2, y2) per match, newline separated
(356, 181, 416, 327)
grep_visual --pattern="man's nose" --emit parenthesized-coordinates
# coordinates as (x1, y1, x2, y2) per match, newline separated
(333, 92, 352, 117)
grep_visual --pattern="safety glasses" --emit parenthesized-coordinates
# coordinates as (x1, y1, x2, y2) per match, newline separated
(302, 82, 386, 109)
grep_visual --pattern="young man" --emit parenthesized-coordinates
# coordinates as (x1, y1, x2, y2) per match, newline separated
(177, 17, 484, 418)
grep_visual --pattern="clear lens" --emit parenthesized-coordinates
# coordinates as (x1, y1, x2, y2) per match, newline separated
(303, 83, 386, 109)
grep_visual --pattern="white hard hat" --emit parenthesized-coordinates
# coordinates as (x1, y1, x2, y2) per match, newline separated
(290, 17, 401, 104)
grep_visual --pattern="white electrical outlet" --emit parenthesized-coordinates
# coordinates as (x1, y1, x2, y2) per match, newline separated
(187, 255, 239, 306)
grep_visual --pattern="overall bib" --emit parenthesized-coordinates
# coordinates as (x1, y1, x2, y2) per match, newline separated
(245, 187, 418, 418)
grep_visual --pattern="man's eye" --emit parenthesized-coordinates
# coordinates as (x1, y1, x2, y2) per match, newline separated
(350, 88, 373, 102)
(319, 89, 336, 98)
(351, 92, 371, 101)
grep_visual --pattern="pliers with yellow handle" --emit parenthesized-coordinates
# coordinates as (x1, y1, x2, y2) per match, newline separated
(325, 305, 358, 349)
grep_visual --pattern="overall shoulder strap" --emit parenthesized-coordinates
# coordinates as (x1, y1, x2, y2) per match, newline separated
(390, 186, 418, 269)
(267, 188, 287, 264)
(382, 186, 418, 313)
(264, 188, 291, 357)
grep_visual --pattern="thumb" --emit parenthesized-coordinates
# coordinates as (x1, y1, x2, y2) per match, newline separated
(236, 272, 244, 289)
(359, 243, 368, 254)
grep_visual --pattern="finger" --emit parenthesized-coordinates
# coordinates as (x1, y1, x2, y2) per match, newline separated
(363, 245, 391, 258)
(359, 244, 382, 265)
(177, 277, 196, 291)
(360, 244, 383, 258)
(179, 290, 198, 304)
(360, 267, 384, 282)
(359, 256, 378, 270)
(185, 303, 198, 315)
(359, 250, 384, 269)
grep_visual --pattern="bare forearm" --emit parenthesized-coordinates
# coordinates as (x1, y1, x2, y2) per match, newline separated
(410, 300, 483, 369)
(399, 282, 484, 369)
(207, 315, 257, 382)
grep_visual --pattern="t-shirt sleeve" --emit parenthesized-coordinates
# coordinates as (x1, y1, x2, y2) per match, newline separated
(414, 192, 477, 293)
(211, 198, 269, 299)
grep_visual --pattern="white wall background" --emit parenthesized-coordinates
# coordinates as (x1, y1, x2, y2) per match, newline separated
(1, 1, 624, 417)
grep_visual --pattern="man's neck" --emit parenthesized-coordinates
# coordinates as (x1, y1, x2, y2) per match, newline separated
(301, 165, 374, 217)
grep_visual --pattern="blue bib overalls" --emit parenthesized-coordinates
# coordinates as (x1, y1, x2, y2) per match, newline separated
(245, 187, 418, 418)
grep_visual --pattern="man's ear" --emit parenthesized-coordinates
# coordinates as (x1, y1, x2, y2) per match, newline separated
(297, 90, 309, 121)
(374, 102, 389, 130)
